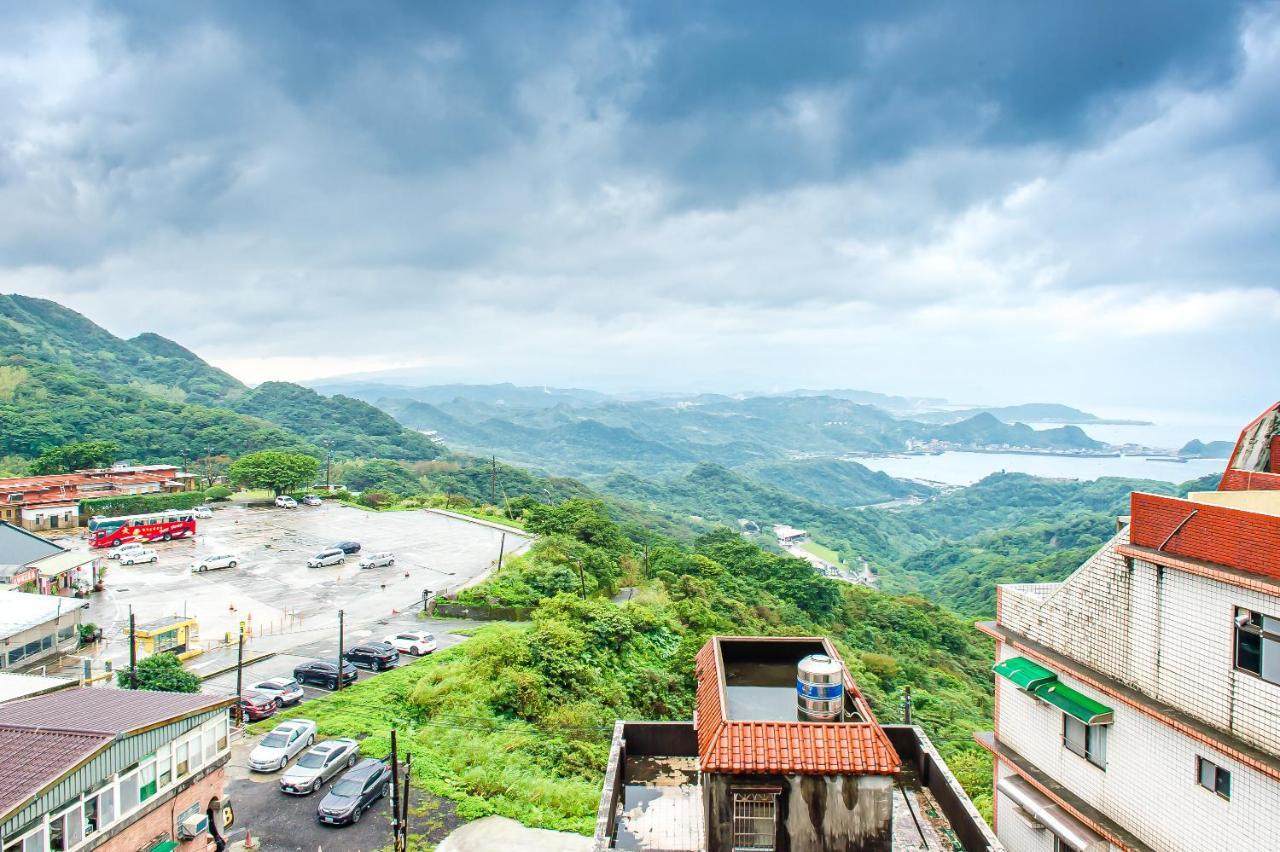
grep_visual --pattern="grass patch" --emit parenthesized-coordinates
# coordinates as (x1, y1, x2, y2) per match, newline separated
(800, 539, 843, 565)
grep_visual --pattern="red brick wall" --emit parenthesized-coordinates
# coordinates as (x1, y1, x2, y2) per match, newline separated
(1220, 468, 1280, 492)
(1271, 435, 1280, 474)
(100, 767, 224, 852)
(1129, 492, 1280, 581)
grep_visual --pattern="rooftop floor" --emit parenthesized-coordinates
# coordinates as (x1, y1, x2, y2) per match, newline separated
(613, 756, 703, 852)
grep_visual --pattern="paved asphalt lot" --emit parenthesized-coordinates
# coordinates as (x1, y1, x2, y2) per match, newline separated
(81, 503, 529, 671)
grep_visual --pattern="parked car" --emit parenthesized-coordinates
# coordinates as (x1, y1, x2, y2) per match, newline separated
(293, 660, 359, 690)
(302, 495, 323, 506)
(237, 690, 279, 722)
(358, 551, 394, 569)
(343, 642, 399, 671)
(107, 542, 148, 561)
(119, 548, 158, 566)
(251, 677, 305, 707)
(248, 719, 317, 772)
(316, 759, 392, 826)
(275, 495, 298, 508)
(192, 506, 213, 519)
(279, 738, 360, 795)
(191, 553, 238, 573)
(306, 548, 346, 568)
(382, 631, 437, 656)
(332, 541, 361, 554)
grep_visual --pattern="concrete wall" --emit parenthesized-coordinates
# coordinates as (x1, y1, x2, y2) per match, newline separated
(994, 642, 1280, 852)
(705, 772, 893, 852)
(0, 610, 82, 671)
(997, 528, 1280, 757)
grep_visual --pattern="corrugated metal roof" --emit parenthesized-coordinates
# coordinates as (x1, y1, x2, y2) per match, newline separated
(0, 522, 64, 569)
(0, 727, 111, 821)
(27, 549, 96, 577)
(0, 687, 232, 735)
(0, 672, 74, 704)
(694, 637, 901, 776)
(0, 592, 87, 637)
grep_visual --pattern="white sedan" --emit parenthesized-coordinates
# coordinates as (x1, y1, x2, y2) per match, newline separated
(119, 548, 158, 566)
(248, 719, 317, 772)
(107, 543, 148, 561)
(382, 630, 437, 656)
(192, 506, 213, 519)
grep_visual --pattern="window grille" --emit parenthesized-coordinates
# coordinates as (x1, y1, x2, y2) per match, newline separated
(732, 791, 777, 852)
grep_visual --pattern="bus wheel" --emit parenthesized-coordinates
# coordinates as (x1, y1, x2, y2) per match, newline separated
(163, 533, 172, 541)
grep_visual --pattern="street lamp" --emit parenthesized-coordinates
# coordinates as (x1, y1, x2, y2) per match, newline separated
(323, 439, 334, 489)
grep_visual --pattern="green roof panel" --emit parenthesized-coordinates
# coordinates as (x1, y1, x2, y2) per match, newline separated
(993, 656, 1057, 691)
(1033, 680, 1114, 725)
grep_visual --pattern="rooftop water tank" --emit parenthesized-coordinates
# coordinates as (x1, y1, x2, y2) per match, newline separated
(796, 653, 844, 722)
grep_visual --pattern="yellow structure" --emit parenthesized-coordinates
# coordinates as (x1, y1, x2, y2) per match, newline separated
(133, 615, 199, 656)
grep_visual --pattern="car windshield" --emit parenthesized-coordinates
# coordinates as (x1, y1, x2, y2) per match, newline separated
(262, 733, 288, 748)
(332, 779, 363, 797)
(296, 751, 328, 768)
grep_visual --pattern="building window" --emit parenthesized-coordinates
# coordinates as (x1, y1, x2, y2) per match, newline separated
(119, 770, 140, 813)
(216, 717, 229, 751)
(1234, 607, 1280, 685)
(96, 785, 116, 830)
(732, 791, 777, 852)
(1198, 757, 1231, 800)
(157, 744, 172, 788)
(4, 823, 47, 852)
(49, 803, 84, 851)
(140, 760, 157, 800)
(1063, 716, 1106, 768)
(176, 741, 190, 777)
(203, 726, 217, 762)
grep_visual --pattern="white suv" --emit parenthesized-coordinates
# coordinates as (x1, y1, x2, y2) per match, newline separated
(192, 554, 238, 573)
(358, 552, 395, 569)
(119, 548, 158, 566)
(275, 495, 298, 509)
(382, 631, 437, 656)
(108, 543, 148, 561)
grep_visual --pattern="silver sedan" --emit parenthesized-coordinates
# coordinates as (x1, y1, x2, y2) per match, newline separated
(278, 738, 361, 795)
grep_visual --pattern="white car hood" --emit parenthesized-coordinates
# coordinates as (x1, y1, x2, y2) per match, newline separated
(250, 745, 285, 763)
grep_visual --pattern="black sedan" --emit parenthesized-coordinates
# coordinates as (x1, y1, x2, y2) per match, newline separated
(332, 541, 361, 554)
(316, 758, 392, 826)
(293, 660, 359, 690)
(343, 642, 400, 671)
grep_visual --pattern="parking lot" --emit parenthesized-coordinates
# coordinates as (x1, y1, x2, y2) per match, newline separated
(81, 502, 530, 673)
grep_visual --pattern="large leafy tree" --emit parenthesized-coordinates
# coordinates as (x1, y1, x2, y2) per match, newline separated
(227, 450, 319, 495)
(117, 652, 200, 693)
(29, 439, 121, 474)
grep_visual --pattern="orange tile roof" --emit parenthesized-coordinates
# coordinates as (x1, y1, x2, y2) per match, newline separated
(694, 638, 900, 776)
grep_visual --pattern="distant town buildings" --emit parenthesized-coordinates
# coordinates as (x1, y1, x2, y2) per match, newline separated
(0, 464, 197, 532)
(772, 524, 807, 545)
(979, 401, 1280, 851)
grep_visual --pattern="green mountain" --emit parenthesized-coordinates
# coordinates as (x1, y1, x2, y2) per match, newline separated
(738, 457, 934, 508)
(230, 382, 442, 461)
(912, 403, 1151, 426)
(0, 294, 242, 405)
(0, 295, 444, 464)
(1178, 439, 1234, 459)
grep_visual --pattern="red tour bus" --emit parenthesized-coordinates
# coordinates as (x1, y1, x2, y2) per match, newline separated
(87, 510, 197, 548)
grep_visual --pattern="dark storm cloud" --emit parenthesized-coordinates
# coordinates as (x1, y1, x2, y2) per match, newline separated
(0, 1, 1276, 411)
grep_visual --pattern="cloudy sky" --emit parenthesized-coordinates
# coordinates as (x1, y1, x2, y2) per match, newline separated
(1, 1, 1277, 418)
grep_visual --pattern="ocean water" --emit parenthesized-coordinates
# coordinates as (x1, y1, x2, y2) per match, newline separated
(855, 452, 1225, 486)
(855, 405, 1246, 486)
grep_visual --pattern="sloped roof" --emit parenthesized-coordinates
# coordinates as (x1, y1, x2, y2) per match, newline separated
(27, 549, 96, 577)
(0, 687, 232, 736)
(694, 637, 900, 776)
(0, 593, 87, 637)
(0, 522, 64, 568)
(0, 727, 111, 821)
(0, 672, 74, 704)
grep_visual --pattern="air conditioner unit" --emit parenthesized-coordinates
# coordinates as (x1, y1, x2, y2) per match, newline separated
(178, 813, 209, 839)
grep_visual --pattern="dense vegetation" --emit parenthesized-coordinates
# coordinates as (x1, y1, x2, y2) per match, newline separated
(270, 497, 998, 833)
(737, 457, 934, 508)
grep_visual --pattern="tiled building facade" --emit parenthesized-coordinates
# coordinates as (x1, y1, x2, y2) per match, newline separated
(977, 402, 1280, 852)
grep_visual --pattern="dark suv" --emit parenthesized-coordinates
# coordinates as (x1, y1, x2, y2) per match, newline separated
(316, 758, 392, 826)
(332, 541, 361, 554)
(343, 642, 400, 671)
(293, 660, 359, 690)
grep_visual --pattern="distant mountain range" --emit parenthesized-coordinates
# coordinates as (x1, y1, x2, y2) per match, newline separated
(1177, 439, 1234, 459)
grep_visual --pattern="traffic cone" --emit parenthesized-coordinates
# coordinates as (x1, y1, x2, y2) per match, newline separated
(243, 830, 257, 850)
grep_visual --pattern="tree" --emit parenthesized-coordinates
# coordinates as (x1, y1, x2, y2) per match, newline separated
(117, 652, 201, 693)
(29, 440, 121, 475)
(227, 450, 319, 495)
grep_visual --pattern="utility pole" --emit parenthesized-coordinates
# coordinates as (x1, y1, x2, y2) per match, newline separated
(390, 729, 402, 852)
(496, 533, 506, 573)
(902, 686, 913, 726)
(400, 751, 412, 849)
(643, 542, 650, 578)
(128, 607, 137, 689)
(336, 609, 345, 691)
(421, 588, 430, 614)
(234, 622, 245, 725)
(204, 446, 214, 487)
(323, 439, 333, 489)
(575, 558, 587, 601)
(490, 455, 497, 505)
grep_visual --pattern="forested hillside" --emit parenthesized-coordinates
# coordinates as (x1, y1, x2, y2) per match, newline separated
(0, 296, 445, 466)
(739, 457, 934, 507)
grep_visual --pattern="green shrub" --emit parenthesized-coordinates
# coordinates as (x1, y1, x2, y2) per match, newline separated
(80, 490, 206, 519)
(203, 484, 233, 501)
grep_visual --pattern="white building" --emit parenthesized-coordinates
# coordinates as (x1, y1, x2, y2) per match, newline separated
(977, 401, 1280, 852)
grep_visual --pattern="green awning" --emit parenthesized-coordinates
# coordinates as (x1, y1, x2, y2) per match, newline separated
(1033, 680, 1114, 725)
(993, 656, 1057, 691)
(147, 842, 178, 852)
